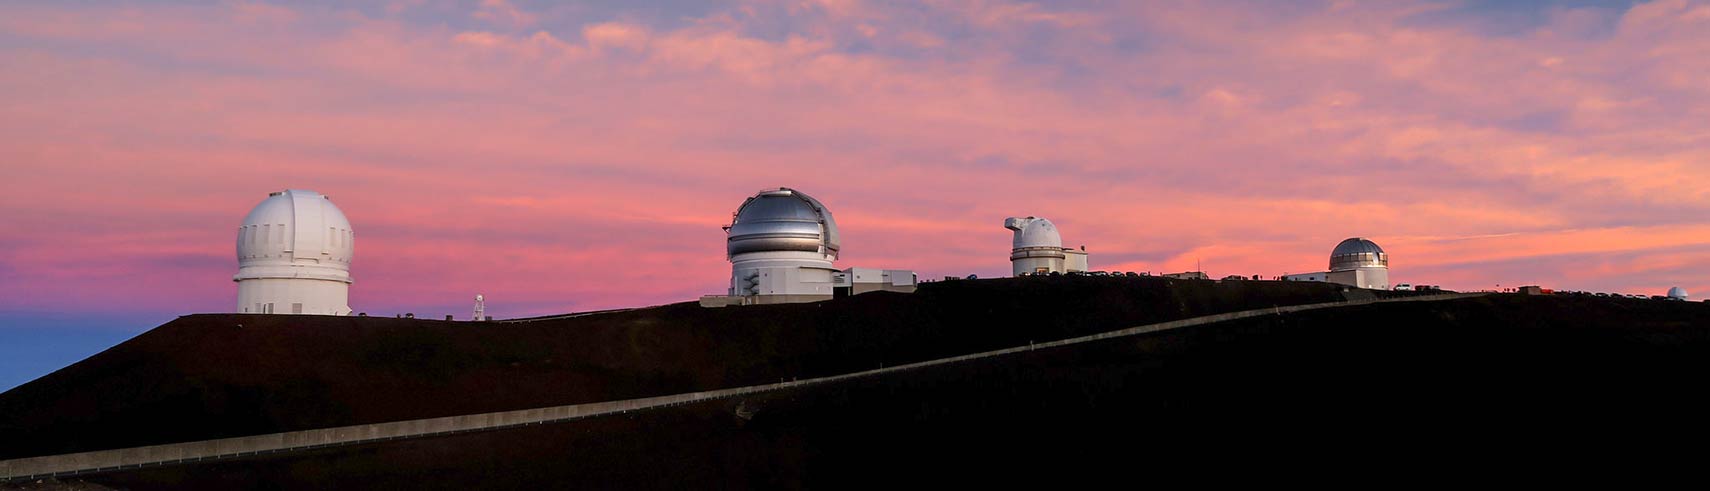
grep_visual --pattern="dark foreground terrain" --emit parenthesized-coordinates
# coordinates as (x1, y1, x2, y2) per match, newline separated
(0, 276, 1374, 459)
(5, 279, 1710, 488)
(35, 292, 1710, 489)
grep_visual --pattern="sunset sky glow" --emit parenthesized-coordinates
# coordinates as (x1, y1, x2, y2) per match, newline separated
(2, 0, 1708, 388)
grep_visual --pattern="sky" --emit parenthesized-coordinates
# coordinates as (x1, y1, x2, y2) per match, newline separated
(1, 0, 1707, 390)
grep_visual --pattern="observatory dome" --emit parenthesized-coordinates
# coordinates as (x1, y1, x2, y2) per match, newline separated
(1329, 237, 1387, 272)
(1668, 287, 1689, 300)
(1004, 217, 1063, 250)
(727, 188, 840, 259)
(237, 190, 354, 270)
(234, 189, 354, 315)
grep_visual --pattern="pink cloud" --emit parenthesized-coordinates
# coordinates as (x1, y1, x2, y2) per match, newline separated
(583, 22, 649, 51)
(1, 0, 1708, 319)
(473, 0, 536, 29)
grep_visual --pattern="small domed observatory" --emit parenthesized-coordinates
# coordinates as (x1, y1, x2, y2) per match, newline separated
(1280, 237, 1391, 290)
(1668, 287, 1689, 301)
(1327, 237, 1389, 290)
(234, 189, 354, 315)
(1004, 216, 1088, 275)
(721, 188, 843, 304)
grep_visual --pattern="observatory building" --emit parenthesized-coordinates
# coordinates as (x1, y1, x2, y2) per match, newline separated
(702, 187, 915, 307)
(1668, 287, 1689, 301)
(1326, 238, 1391, 290)
(1004, 216, 1089, 276)
(234, 189, 354, 315)
(721, 187, 842, 304)
(1281, 237, 1390, 290)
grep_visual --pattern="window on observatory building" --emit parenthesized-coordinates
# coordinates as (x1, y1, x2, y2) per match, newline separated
(292, 303, 303, 314)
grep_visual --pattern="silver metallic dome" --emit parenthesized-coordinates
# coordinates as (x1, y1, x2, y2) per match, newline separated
(1329, 237, 1387, 271)
(1668, 287, 1689, 300)
(726, 188, 841, 259)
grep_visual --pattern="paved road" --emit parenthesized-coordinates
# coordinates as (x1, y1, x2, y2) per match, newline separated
(494, 307, 639, 323)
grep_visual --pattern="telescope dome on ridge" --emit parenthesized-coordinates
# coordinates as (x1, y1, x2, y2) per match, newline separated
(702, 186, 919, 308)
(1280, 237, 1391, 290)
(234, 189, 354, 315)
(1003, 216, 1087, 276)
(1329, 237, 1387, 272)
(1668, 287, 1689, 300)
(1005, 216, 1063, 250)
(726, 188, 840, 259)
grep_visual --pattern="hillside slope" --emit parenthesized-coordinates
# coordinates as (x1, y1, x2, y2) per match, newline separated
(61, 293, 1710, 489)
(1, 276, 1375, 459)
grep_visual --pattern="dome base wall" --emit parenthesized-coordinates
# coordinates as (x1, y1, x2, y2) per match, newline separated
(728, 252, 837, 300)
(1326, 267, 1389, 290)
(237, 278, 352, 315)
(1011, 256, 1065, 276)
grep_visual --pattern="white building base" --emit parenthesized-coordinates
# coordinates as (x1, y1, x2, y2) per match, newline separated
(237, 277, 351, 315)
(1328, 268, 1389, 290)
(727, 251, 838, 305)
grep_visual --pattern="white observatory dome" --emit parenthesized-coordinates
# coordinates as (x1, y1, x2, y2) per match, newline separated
(234, 189, 354, 315)
(727, 188, 840, 259)
(1005, 216, 1072, 276)
(1004, 217, 1063, 250)
(1668, 287, 1689, 300)
(1329, 237, 1388, 272)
